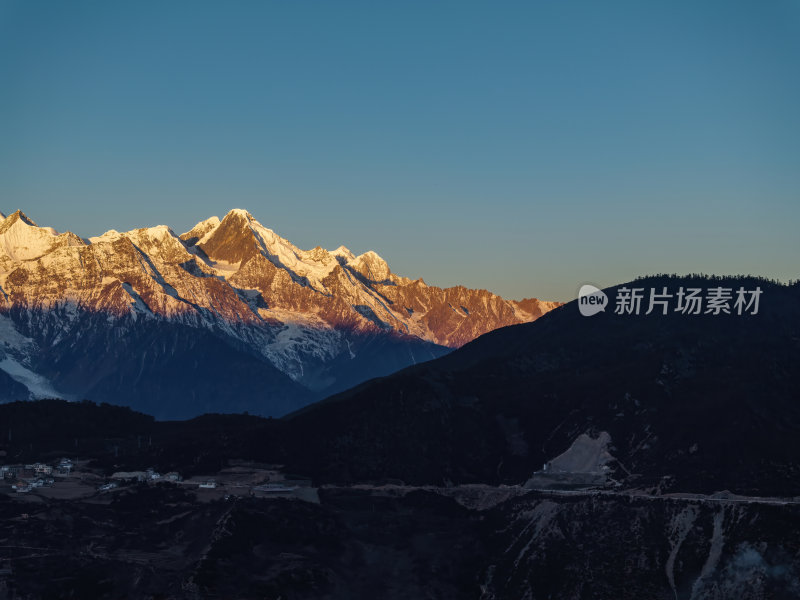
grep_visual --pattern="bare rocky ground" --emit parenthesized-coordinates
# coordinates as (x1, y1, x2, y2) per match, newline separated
(0, 482, 799, 599)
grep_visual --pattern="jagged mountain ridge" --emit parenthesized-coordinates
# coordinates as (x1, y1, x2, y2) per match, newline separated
(0, 208, 558, 416)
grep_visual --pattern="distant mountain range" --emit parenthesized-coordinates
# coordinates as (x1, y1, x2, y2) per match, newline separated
(0, 209, 558, 417)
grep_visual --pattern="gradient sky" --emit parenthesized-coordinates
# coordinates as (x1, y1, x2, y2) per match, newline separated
(1, 1, 798, 301)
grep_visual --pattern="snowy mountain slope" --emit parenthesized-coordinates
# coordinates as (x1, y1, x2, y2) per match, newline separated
(0, 313, 60, 400)
(0, 208, 558, 416)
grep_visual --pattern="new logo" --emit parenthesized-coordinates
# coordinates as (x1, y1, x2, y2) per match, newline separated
(578, 284, 608, 317)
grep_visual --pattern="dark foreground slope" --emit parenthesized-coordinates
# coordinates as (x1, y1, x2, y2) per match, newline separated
(0, 487, 490, 600)
(282, 275, 800, 495)
(0, 466, 799, 599)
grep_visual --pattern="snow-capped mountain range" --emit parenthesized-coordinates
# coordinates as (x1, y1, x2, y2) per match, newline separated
(0, 208, 559, 417)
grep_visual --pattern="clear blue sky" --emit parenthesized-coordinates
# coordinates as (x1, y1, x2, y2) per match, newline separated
(1, 1, 798, 301)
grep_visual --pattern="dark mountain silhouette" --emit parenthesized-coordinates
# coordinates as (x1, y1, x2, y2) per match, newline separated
(279, 275, 800, 495)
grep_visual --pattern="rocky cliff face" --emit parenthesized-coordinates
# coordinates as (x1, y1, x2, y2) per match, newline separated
(482, 491, 800, 600)
(0, 209, 558, 416)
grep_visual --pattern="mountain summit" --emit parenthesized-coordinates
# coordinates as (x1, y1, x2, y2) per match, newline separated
(0, 209, 559, 417)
